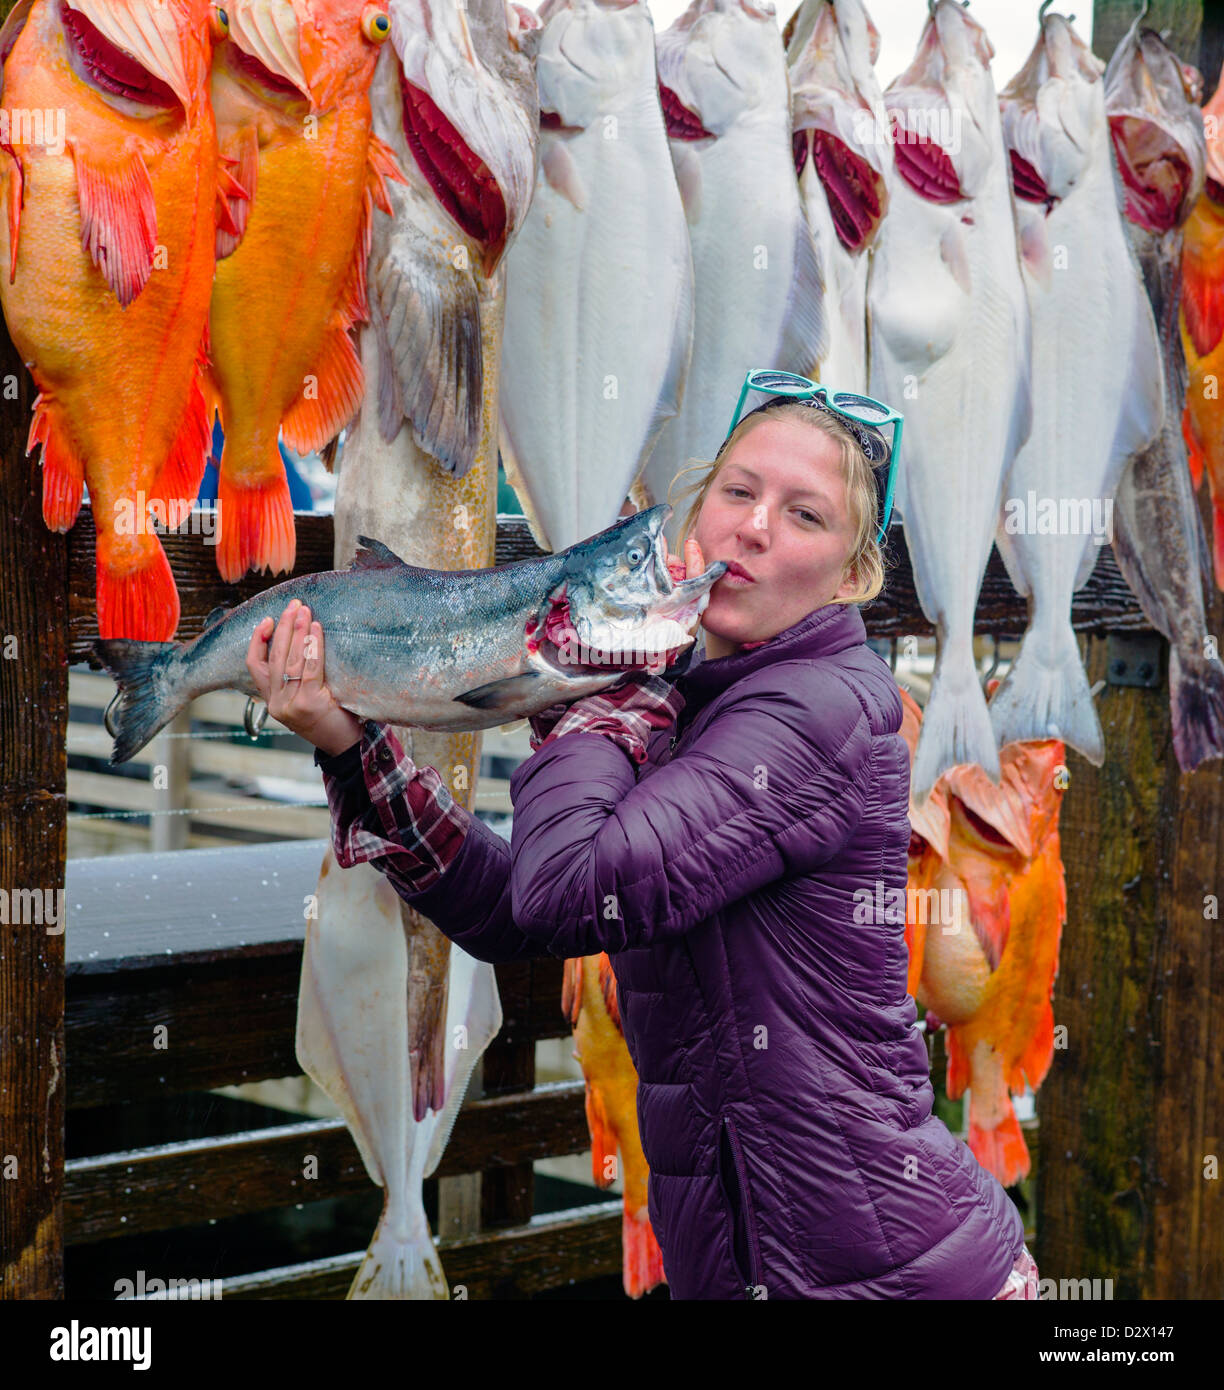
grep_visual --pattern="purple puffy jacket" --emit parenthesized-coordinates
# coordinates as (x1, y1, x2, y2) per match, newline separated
(393, 599, 1025, 1298)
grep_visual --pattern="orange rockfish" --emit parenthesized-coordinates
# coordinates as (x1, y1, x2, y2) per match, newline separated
(1181, 59, 1224, 585)
(208, 0, 405, 582)
(0, 0, 227, 639)
(563, 953, 665, 1299)
(899, 684, 1066, 1188)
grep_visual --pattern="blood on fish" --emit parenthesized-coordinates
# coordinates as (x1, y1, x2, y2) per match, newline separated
(658, 84, 713, 141)
(62, 3, 180, 108)
(400, 75, 507, 252)
(1108, 115, 1193, 234)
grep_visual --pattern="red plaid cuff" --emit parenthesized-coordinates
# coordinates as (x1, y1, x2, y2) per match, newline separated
(317, 721, 470, 892)
(532, 672, 685, 765)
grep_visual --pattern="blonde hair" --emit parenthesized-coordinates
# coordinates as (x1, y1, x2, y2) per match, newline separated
(668, 401, 890, 606)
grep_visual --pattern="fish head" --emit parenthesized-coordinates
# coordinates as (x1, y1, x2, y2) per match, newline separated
(656, 0, 786, 140)
(1105, 20, 1206, 232)
(999, 11, 1106, 204)
(51, 0, 216, 120)
(527, 504, 728, 675)
(533, 0, 656, 130)
(789, 0, 889, 250)
(217, 0, 394, 113)
(386, 0, 538, 276)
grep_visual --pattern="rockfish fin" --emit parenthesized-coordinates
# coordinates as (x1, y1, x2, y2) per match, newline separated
(93, 636, 185, 762)
(369, 215, 482, 476)
(1181, 247, 1224, 359)
(28, 394, 85, 531)
(453, 672, 544, 711)
(71, 141, 158, 307)
(214, 140, 255, 261)
(1183, 401, 1205, 491)
(280, 322, 364, 456)
(148, 330, 212, 528)
(215, 453, 295, 582)
(777, 209, 830, 379)
(334, 135, 406, 333)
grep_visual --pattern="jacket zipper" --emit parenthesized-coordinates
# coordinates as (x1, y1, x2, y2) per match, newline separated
(719, 1114, 763, 1296)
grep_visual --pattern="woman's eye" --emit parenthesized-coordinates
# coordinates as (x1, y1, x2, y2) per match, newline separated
(796, 509, 821, 525)
(725, 486, 750, 498)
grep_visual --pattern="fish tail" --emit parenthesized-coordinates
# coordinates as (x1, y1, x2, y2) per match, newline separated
(95, 529, 180, 643)
(967, 1106, 1031, 1189)
(148, 335, 212, 528)
(280, 323, 364, 456)
(1169, 645, 1224, 772)
(621, 1203, 666, 1299)
(988, 624, 1104, 767)
(214, 446, 296, 583)
(347, 1207, 449, 1301)
(92, 632, 185, 763)
(910, 642, 999, 801)
(28, 394, 85, 531)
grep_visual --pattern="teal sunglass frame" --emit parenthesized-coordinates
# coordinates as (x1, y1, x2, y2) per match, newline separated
(724, 368, 903, 546)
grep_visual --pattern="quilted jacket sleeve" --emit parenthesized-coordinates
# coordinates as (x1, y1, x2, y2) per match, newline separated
(506, 668, 871, 957)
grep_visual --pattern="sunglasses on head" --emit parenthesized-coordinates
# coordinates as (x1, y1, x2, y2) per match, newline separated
(722, 369, 903, 546)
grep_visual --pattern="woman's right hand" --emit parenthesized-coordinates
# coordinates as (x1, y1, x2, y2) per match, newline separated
(245, 599, 364, 758)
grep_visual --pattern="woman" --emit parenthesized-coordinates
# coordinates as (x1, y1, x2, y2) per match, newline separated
(246, 389, 1038, 1300)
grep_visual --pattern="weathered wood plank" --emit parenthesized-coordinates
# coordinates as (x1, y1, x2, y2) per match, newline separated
(64, 1083, 592, 1245)
(0, 163, 65, 1297)
(216, 1199, 624, 1300)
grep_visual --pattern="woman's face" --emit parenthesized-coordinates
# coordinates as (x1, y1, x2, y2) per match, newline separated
(691, 415, 861, 658)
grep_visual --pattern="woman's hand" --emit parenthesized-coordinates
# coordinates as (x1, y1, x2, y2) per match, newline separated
(245, 599, 363, 757)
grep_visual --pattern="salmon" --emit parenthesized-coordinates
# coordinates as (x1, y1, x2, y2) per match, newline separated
(1180, 60, 1224, 585)
(207, 0, 406, 582)
(563, 953, 666, 1299)
(0, 0, 225, 639)
(899, 684, 1066, 1188)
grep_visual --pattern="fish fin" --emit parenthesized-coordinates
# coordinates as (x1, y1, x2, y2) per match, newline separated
(71, 139, 158, 307)
(92, 635, 184, 762)
(598, 952, 621, 1034)
(561, 956, 583, 1026)
(992, 521, 1031, 599)
(28, 394, 85, 531)
(1214, 496, 1224, 594)
(1072, 537, 1105, 593)
(967, 1095, 1030, 1188)
(497, 427, 555, 551)
(911, 639, 1000, 802)
(541, 139, 585, 211)
(1109, 290, 1165, 469)
(215, 131, 258, 261)
(1018, 216, 1052, 292)
(939, 220, 972, 296)
(332, 135, 406, 331)
(1169, 644, 1224, 771)
(453, 673, 544, 711)
(94, 530, 180, 642)
(214, 449, 295, 582)
(584, 1081, 618, 1189)
(3, 147, 22, 282)
(347, 1203, 449, 1300)
(944, 1025, 969, 1100)
(1181, 249, 1224, 359)
(367, 132, 408, 212)
(350, 535, 409, 570)
(148, 332, 212, 528)
(989, 623, 1104, 765)
(776, 214, 829, 378)
(280, 322, 364, 455)
(1183, 403, 1205, 491)
(422, 955, 502, 1179)
(369, 215, 482, 475)
(202, 603, 232, 631)
(671, 144, 702, 225)
(622, 1205, 666, 1300)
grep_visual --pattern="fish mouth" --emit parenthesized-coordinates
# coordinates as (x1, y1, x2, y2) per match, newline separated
(1109, 113, 1200, 232)
(61, 0, 183, 110)
(526, 589, 703, 675)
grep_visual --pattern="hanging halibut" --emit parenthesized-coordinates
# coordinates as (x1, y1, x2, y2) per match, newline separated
(643, 0, 828, 548)
(867, 0, 1032, 800)
(499, 0, 694, 553)
(989, 10, 1164, 764)
(786, 0, 891, 394)
(1106, 18, 1224, 771)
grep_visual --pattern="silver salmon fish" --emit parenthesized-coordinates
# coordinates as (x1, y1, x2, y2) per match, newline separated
(93, 503, 726, 763)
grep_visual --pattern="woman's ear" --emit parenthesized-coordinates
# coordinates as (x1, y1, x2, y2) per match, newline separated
(835, 555, 860, 601)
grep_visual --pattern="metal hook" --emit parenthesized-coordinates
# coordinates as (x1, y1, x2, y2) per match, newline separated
(1137, 0, 1150, 24)
(104, 690, 121, 739)
(244, 697, 269, 739)
(1038, 0, 1055, 19)
(984, 634, 1002, 685)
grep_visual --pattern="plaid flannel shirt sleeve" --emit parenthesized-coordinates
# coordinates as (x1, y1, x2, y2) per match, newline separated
(529, 672, 687, 764)
(314, 720, 469, 893)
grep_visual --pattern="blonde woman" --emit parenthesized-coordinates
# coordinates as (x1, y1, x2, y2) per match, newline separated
(248, 371, 1036, 1299)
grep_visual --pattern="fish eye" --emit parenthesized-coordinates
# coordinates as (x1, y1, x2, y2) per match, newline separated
(626, 546, 645, 566)
(362, 6, 391, 41)
(212, 6, 229, 37)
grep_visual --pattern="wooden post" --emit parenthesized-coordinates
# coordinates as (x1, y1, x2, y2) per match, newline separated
(1039, 0, 1224, 1300)
(0, 198, 67, 1304)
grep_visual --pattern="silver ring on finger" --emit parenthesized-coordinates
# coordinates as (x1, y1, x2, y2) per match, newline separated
(283, 672, 304, 684)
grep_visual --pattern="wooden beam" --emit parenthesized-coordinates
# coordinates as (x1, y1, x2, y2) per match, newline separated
(0, 50, 65, 1292)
